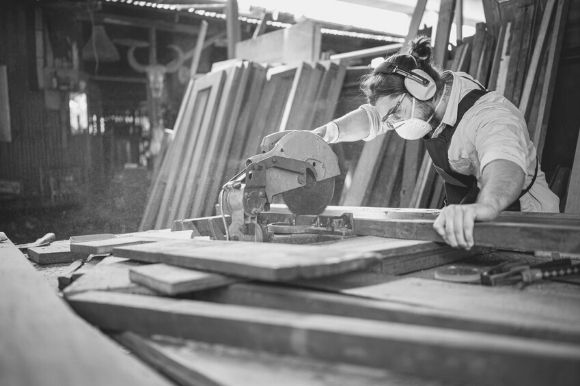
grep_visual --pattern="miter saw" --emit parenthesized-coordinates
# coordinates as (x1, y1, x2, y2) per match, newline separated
(220, 131, 343, 241)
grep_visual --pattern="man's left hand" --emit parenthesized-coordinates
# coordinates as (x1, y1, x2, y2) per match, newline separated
(433, 203, 500, 249)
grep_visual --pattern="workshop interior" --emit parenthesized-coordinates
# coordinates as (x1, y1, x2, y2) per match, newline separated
(1, 1, 580, 385)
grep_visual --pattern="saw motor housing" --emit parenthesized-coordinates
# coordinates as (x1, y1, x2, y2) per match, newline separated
(221, 131, 340, 241)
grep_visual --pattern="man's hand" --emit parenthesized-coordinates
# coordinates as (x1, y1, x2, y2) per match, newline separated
(433, 203, 500, 249)
(260, 131, 292, 151)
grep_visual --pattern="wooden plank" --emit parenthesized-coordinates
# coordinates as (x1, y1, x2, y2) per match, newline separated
(368, 132, 406, 207)
(531, 0, 570, 158)
(400, 140, 423, 207)
(129, 263, 238, 296)
(468, 22, 486, 78)
(140, 79, 195, 230)
(194, 282, 580, 344)
(518, 0, 557, 118)
(68, 291, 580, 386)
(189, 20, 208, 77)
(565, 128, 580, 214)
(116, 332, 438, 386)
(487, 23, 506, 91)
(433, 0, 457, 68)
(226, 0, 240, 58)
(175, 71, 226, 220)
(70, 236, 156, 255)
(0, 235, 173, 386)
(113, 239, 380, 281)
(278, 62, 314, 132)
(353, 216, 580, 253)
(343, 278, 580, 335)
(162, 68, 228, 229)
(189, 63, 246, 220)
(27, 240, 85, 265)
(0, 65, 11, 142)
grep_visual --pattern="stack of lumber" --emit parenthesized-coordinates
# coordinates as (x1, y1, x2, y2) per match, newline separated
(338, 0, 570, 209)
(40, 224, 580, 386)
(140, 60, 346, 230)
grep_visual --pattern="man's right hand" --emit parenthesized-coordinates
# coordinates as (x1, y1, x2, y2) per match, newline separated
(260, 131, 292, 151)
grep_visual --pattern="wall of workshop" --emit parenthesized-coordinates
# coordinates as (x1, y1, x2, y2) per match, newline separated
(542, 0, 580, 193)
(0, 2, 105, 208)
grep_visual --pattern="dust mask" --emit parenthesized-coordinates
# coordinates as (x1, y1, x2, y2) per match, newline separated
(394, 97, 437, 140)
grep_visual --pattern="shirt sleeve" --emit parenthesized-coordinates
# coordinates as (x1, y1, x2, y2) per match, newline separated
(358, 104, 393, 141)
(473, 108, 529, 175)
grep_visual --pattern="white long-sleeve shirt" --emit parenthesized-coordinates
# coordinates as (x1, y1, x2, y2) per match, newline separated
(358, 71, 559, 212)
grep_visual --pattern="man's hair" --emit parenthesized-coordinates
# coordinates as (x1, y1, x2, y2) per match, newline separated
(360, 36, 442, 105)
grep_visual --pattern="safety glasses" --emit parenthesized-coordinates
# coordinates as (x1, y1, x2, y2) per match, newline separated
(381, 93, 406, 129)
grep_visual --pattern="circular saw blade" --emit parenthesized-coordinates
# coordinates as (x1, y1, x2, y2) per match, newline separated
(282, 174, 335, 215)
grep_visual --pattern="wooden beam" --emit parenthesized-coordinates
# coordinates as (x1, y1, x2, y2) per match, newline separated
(226, 0, 240, 58)
(115, 332, 430, 386)
(0, 65, 11, 142)
(27, 240, 85, 265)
(193, 281, 580, 344)
(353, 217, 580, 253)
(0, 235, 173, 386)
(189, 20, 208, 77)
(433, 0, 457, 68)
(129, 263, 238, 296)
(67, 291, 580, 386)
(565, 128, 580, 214)
(113, 239, 380, 281)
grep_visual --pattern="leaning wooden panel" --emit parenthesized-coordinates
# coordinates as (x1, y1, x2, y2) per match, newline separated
(0, 235, 172, 386)
(113, 239, 380, 281)
(68, 291, 580, 386)
(566, 128, 580, 214)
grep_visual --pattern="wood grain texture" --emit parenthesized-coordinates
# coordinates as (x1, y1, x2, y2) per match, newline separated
(68, 291, 580, 386)
(129, 263, 238, 295)
(113, 239, 380, 281)
(27, 240, 84, 265)
(116, 332, 443, 386)
(433, 0, 457, 68)
(0, 65, 11, 142)
(194, 281, 580, 344)
(0, 235, 172, 386)
(565, 128, 580, 214)
(70, 236, 156, 255)
(353, 217, 580, 253)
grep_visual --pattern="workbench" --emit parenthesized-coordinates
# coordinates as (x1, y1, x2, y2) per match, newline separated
(2, 209, 580, 386)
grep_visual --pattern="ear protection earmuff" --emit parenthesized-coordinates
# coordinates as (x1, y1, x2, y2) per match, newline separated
(373, 57, 436, 101)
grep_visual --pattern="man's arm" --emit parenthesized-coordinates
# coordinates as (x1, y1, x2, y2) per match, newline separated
(312, 108, 372, 143)
(433, 159, 525, 249)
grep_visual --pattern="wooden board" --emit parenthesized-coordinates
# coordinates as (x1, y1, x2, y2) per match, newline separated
(113, 239, 381, 281)
(0, 235, 173, 386)
(116, 332, 443, 386)
(129, 263, 238, 295)
(353, 216, 580, 253)
(342, 278, 580, 336)
(70, 236, 156, 255)
(0, 65, 11, 142)
(194, 281, 580, 345)
(27, 240, 85, 265)
(140, 79, 195, 230)
(67, 291, 580, 386)
(433, 0, 457, 68)
(189, 63, 247, 219)
(565, 128, 580, 214)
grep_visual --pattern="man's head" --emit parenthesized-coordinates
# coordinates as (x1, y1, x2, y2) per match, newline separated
(360, 37, 444, 139)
